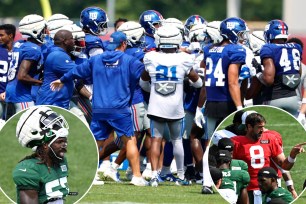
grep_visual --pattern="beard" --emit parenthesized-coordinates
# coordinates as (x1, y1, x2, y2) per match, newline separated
(47, 147, 67, 167)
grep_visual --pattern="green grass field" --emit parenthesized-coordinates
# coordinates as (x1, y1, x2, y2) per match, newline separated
(0, 106, 98, 204)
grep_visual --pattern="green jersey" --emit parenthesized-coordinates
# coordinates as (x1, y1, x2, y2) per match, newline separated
(230, 159, 248, 171)
(13, 157, 69, 204)
(220, 168, 250, 196)
(263, 187, 293, 204)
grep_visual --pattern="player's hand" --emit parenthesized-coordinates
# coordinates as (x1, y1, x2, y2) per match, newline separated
(187, 42, 201, 53)
(194, 107, 205, 128)
(50, 80, 64, 91)
(0, 92, 5, 101)
(251, 58, 262, 74)
(297, 113, 306, 127)
(290, 142, 306, 158)
(196, 68, 205, 77)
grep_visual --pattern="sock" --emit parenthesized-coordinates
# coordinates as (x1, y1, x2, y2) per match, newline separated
(172, 139, 185, 180)
(152, 170, 158, 178)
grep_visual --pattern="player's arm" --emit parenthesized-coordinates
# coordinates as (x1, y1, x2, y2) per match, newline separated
(17, 60, 42, 85)
(237, 188, 249, 204)
(228, 63, 243, 110)
(139, 70, 151, 92)
(19, 189, 39, 204)
(282, 171, 298, 198)
(260, 57, 275, 86)
(187, 68, 203, 88)
(274, 142, 306, 170)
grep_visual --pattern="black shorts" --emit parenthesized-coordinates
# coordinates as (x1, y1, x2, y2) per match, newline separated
(204, 101, 236, 118)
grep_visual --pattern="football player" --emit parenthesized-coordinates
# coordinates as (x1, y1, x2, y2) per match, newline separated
(139, 25, 202, 187)
(231, 112, 305, 203)
(5, 14, 46, 118)
(257, 20, 302, 115)
(50, 31, 148, 186)
(13, 106, 69, 204)
(139, 10, 163, 52)
(258, 167, 294, 204)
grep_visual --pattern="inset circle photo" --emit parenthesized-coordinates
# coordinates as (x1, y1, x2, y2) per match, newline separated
(205, 105, 306, 204)
(0, 105, 98, 204)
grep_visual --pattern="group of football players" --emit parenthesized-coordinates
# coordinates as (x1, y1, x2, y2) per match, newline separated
(0, 5, 305, 204)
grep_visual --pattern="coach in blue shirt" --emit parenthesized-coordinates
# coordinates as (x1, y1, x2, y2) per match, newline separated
(36, 30, 76, 109)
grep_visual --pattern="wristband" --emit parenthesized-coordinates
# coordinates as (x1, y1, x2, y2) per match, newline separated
(286, 180, 293, 187)
(302, 98, 306, 104)
(288, 156, 296, 163)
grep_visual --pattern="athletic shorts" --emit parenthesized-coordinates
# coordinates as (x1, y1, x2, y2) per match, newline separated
(90, 115, 134, 141)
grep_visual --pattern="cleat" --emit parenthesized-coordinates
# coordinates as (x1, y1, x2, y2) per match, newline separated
(142, 168, 153, 180)
(175, 178, 192, 186)
(184, 166, 196, 181)
(104, 167, 122, 182)
(195, 172, 203, 184)
(150, 177, 159, 187)
(202, 186, 214, 194)
(130, 176, 149, 186)
(160, 173, 177, 182)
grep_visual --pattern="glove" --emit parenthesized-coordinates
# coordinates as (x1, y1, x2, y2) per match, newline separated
(194, 107, 205, 128)
(297, 113, 306, 127)
(196, 68, 205, 77)
(187, 42, 201, 53)
(251, 58, 262, 74)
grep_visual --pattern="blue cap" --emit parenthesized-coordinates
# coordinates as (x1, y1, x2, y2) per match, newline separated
(106, 31, 127, 51)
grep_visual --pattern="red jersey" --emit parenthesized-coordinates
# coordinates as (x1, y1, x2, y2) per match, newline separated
(265, 130, 283, 178)
(231, 132, 283, 190)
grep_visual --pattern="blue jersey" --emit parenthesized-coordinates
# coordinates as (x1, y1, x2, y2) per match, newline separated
(60, 50, 144, 120)
(0, 47, 9, 93)
(6, 40, 42, 103)
(36, 46, 76, 109)
(260, 43, 302, 100)
(125, 47, 145, 105)
(204, 44, 246, 102)
(84, 34, 105, 57)
(144, 35, 156, 52)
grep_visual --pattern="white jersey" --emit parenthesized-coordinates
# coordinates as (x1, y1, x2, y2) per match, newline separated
(144, 51, 195, 119)
(211, 129, 236, 146)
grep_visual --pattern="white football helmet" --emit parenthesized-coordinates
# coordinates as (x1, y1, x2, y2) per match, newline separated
(163, 18, 184, 36)
(61, 24, 86, 56)
(154, 25, 182, 49)
(117, 21, 145, 47)
(189, 24, 207, 42)
(16, 106, 69, 149)
(47, 14, 74, 39)
(19, 14, 47, 43)
(206, 21, 223, 44)
(249, 30, 265, 55)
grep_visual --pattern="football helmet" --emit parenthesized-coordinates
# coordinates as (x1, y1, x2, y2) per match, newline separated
(80, 6, 109, 36)
(205, 21, 223, 44)
(117, 21, 145, 48)
(61, 24, 86, 56)
(188, 24, 207, 42)
(47, 14, 74, 38)
(154, 25, 182, 49)
(264, 19, 288, 43)
(163, 18, 184, 37)
(184, 15, 207, 40)
(19, 14, 46, 44)
(139, 10, 163, 35)
(16, 106, 69, 149)
(220, 17, 249, 44)
(249, 30, 265, 55)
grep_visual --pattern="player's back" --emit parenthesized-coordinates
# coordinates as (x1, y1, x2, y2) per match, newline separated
(203, 43, 246, 102)
(144, 51, 194, 119)
(0, 47, 9, 93)
(221, 168, 250, 196)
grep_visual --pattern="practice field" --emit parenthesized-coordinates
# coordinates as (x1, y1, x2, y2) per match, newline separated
(0, 106, 98, 204)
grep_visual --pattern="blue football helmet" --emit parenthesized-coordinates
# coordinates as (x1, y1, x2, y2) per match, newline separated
(264, 19, 288, 43)
(139, 10, 163, 35)
(220, 17, 249, 44)
(184, 15, 207, 40)
(80, 7, 109, 36)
